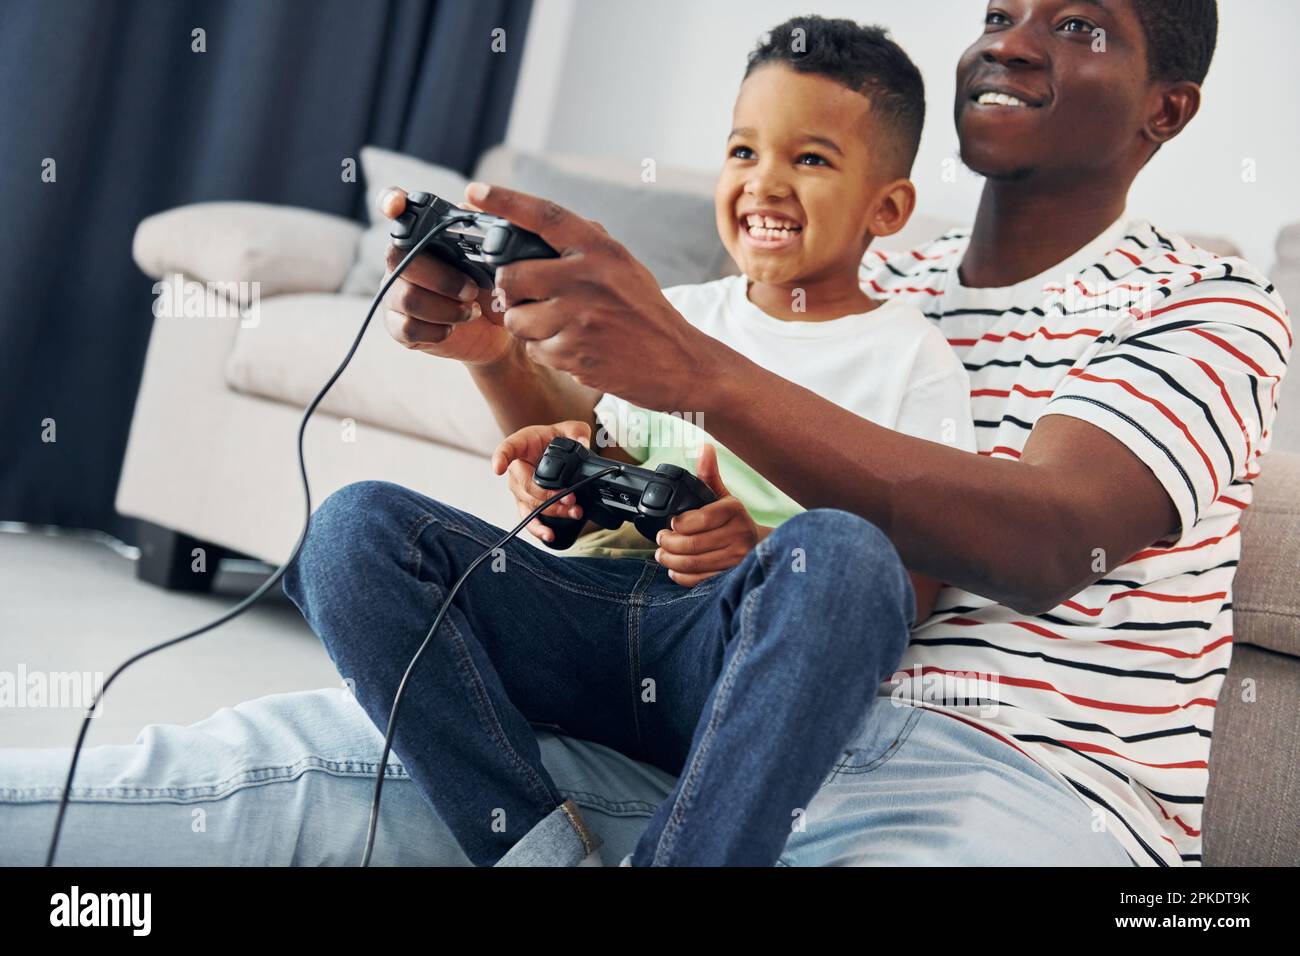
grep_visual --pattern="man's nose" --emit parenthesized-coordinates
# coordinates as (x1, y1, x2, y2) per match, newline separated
(981, 20, 1049, 70)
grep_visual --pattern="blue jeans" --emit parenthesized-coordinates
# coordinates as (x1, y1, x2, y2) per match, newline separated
(0, 688, 1133, 865)
(280, 481, 916, 866)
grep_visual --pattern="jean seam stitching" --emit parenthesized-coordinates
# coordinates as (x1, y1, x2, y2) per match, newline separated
(408, 529, 559, 815)
(406, 509, 639, 603)
(626, 561, 658, 756)
(0, 757, 411, 804)
(830, 705, 925, 776)
(651, 576, 763, 866)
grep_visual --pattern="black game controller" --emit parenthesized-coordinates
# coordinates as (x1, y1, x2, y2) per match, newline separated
(532, 438, 717, 551)
(389, 191, 558, 288)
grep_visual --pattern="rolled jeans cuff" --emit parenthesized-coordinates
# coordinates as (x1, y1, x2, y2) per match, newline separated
(494, 799, 601, 867)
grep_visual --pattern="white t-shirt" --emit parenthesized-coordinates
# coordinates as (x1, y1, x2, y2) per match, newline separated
(861, 218, 1291, 867)
(582, 273, 976, 556)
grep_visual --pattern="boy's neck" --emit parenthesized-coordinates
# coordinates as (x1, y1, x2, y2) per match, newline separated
(746, 268, 880, 322)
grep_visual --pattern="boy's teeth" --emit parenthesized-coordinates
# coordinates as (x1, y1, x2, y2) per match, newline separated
(977, 91, 1028, 107)
(745, 214, 801, 234)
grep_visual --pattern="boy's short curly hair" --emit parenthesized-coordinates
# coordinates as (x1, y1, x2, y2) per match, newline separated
(745, 15, 925, 175)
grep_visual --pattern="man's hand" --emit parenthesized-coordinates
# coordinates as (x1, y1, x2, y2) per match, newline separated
(492, 420, 593, 546)
(379, 187, 514, 367)
(463, 182, 726, 410)
(654, 444, 764, 587)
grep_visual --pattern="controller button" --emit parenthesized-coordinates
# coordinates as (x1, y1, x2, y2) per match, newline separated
(535, 455, 564, 481)
(549, 437, 578, 452)
(407, 191, 431, 206)
(482, 225, 511, 257)
(641, 481, 672, 510)
(390, 213, 415, 239)
(655, 464, 685, 480)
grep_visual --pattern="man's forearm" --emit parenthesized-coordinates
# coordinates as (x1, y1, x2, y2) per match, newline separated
(695, 350, 1092, 612)
(468, 340, 601, 437)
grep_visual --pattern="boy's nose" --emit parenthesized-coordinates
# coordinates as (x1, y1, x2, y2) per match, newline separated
(743, 172, 792, 201)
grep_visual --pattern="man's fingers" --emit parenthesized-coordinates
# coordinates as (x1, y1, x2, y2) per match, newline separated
(378, 187, 407, 221)
(384, 277, 479, 328)
(385, 308, 458, 349)
(384, 245, 481, 303)
(465, 182, 598, 252)
(502, 299, 571, 343)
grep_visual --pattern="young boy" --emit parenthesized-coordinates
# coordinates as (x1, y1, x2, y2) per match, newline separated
(487, 16, 976, 856)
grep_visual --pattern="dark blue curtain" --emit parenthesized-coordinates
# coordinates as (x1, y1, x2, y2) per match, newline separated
(0, 0, 532, 543)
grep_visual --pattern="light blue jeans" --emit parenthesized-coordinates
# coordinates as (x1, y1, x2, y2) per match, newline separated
(0, 687, 1132, 865)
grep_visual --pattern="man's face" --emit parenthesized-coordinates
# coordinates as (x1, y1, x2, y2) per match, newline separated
(715, 64, 893, 286)
(955, 0, 1153, 181)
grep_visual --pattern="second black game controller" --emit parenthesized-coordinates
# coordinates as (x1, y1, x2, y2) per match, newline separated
(531, 438, 717, 551)
(389, 191, 558, 288)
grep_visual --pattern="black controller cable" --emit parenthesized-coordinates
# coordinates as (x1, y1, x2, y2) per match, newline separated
(45, 214, 615, 867)
(358, 460, 618, 867)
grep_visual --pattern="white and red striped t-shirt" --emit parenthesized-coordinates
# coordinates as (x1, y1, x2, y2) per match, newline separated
(862, 218, 1291, 866)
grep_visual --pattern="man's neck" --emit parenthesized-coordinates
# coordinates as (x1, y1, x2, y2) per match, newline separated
(960, 174, 1130, 289)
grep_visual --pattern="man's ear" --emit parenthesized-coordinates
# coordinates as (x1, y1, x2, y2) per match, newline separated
(867, 177, 917, 240)
(1143, 80, 1202, 147)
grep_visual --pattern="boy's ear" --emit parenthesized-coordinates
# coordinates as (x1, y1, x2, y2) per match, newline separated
(867, 178, 917, 240)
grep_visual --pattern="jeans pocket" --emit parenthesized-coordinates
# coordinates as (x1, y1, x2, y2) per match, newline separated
(824, 700, 924, 781)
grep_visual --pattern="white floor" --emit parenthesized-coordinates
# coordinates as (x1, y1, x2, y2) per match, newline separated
(0, 529, 340, 749)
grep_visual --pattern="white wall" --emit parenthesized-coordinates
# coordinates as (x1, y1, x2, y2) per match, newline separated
(509, 0, 1300, 268)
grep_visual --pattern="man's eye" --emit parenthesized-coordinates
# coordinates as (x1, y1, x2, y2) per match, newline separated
(730, 145, 754, 160)
(985, 10, 1010, 27)
(1059, 16, 1095, 33)
(796, 153, 828, 167)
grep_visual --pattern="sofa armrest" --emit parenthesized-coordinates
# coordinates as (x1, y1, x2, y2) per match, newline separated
(1236, 451, 1300, 658)
(132, 202, 363, 297)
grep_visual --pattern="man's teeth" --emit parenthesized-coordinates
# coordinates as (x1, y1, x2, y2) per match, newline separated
(977, 91, 1029, 107)
(744, 214, 802, 239)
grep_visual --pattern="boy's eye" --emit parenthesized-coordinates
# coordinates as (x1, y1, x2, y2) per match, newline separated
(796, 153, 828, 167)
(984, 9, 1010, 28)
(730, 145, 755, 160)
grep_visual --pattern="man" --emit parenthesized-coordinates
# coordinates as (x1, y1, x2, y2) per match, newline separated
(2, 0, 1286, 866)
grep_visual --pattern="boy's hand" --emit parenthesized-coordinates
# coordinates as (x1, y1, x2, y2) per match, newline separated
(655, 444, 762, 587)
(492, 420, 591, 545)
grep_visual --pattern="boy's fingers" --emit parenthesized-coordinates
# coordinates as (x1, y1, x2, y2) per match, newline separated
(694, 444, 730, 499)
(506, 460, 581, 518)
(654, 546, 740, 576)
(668, 497, 744, 535)
(666, 569, 713, 588)
(655, 524, 741, 556)
(555, 418, 592, 447)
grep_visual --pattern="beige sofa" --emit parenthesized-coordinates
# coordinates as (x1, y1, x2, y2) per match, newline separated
(117, 146, 1299, 865)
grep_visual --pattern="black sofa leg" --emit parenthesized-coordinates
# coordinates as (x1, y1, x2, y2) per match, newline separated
(134, 521, 228, 592)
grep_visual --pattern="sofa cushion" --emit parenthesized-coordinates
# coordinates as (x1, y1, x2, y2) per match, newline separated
(339, 146, 470, 296)
(1203, 643, 1300, 865)
(1236, 450, 1300, 658)
(223, 293, 502, 458)
(475, 147, 734, 288)
(134, 202, 362, 297)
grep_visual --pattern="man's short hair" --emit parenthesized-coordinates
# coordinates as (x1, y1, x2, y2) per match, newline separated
(744, 15, 925, 174)
(1133, 0, 1218, 86)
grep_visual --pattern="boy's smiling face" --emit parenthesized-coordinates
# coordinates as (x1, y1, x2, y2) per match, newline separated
(716, 63, 908, 289)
